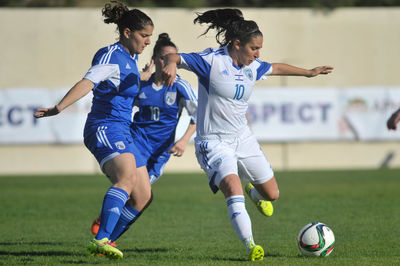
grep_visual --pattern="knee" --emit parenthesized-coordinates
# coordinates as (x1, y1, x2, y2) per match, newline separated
(119, 174, 137, 193)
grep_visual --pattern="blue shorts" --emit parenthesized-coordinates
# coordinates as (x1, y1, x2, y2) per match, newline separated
(131, 132, 171, 185)
(147, 151, 171, 184)
(84, 122, 147, 171)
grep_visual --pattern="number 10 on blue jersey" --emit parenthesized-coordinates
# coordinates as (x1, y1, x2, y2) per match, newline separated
(233, 84, 245, 100)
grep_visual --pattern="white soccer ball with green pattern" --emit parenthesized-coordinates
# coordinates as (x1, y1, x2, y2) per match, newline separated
(297, 222, 335, 257)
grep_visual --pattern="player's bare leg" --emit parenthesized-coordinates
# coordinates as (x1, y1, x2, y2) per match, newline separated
(245, 177, 279, 217)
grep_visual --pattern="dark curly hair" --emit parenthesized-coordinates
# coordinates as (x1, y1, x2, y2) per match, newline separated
(194, 8, 262, 47)
(152, 33, 177, 59)
(102, 0, 153, 36)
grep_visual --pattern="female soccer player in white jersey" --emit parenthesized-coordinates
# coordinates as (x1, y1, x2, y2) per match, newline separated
(34, 1, 154, 260)
(162, 9, 333, 261)
(91, 33, 198, 242)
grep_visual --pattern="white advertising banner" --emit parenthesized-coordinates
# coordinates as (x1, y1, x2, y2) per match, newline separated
(248, 88, 341, 141)
(0, 88, 92, 144)
(1, 87, 400, 144)
(248, 87, 400, 142)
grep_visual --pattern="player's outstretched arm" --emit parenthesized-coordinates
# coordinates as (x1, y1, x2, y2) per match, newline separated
(34, 78, 94, 118)
(270, 63, 333, 77)
(387, 108, 400, 130)
(168, 123, 196, 157)
(162, 53, 181, 86)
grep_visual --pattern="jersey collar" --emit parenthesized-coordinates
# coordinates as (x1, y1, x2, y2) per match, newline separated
(224, 45, 242, 70)
(116, 42, 138, 61)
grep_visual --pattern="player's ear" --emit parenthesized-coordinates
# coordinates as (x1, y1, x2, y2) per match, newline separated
(122, 28, 131, 40)
(233, 39, 241, 50)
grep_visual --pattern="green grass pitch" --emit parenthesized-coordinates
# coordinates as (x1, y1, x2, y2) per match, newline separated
(0, 169, 399, 265)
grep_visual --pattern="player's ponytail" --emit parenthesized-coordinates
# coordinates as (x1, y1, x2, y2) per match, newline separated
(152, 33, 177, 59)
(102, 0, 153, 36)
(194, 8, 262, 47)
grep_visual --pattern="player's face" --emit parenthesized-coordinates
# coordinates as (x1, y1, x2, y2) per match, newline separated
(126, 24, 154, 55)
(155, 46, 177, 70)
(237, 35, 263, 66)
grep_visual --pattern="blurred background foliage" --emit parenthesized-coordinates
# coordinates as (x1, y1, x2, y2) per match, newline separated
(1, 0, 400, 8)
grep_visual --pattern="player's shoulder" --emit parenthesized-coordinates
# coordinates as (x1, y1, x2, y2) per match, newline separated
(174, 75, 197, 100)
(248, 58, 270, 70)
(139, 76, 154, 89)
(253, 58, 264, 67)
(175, 75, 191, 88)
(92, 43, 127, 65)
(198, 46, 227, 57)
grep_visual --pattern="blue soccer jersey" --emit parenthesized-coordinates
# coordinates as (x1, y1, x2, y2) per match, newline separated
(84, 43, 141, 124)
(82, 43, 143, 170)
(131, 75, 197, 181)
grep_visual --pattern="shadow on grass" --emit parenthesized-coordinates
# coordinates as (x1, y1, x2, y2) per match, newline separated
(124, 247, 168, 253)
(210, 252, 299, 262)
(211, 256, 248, 262)
(0, 241, 63, 246)
(0, 250, 73, 256)
(61, 260, 98, 265)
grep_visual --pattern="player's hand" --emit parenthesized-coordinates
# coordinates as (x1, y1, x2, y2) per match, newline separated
(168, 140, 186, 157)
(307, 66, 334, 77)
(33, 105, 60, 118)
(162, 63, 177, 87)
(387, 109, 400, 130)
(140, 60, 154, 81)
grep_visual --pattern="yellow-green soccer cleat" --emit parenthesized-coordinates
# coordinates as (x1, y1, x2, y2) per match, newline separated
(87, 237, 123, 260)
(248, 244, 264, 261)
(244, 183, 274, 217)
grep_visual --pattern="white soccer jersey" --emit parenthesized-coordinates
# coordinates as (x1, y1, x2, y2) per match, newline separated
(179, 46, 272, 138)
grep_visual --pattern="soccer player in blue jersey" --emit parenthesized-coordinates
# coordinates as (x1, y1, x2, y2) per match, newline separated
(91, 33, 198, 242)
(34, 1, 154, 260)
(132, 33, 197, 184)
(162, 9, 333, 261)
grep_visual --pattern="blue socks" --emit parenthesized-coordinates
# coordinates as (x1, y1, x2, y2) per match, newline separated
(110, 203, 141, 242)
(95, 187, 129, 240)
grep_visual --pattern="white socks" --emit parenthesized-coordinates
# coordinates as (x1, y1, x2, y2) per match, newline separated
(226, 195, 255, 251)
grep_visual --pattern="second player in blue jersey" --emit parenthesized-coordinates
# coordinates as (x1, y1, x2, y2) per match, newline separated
(132, 33, 197, 184)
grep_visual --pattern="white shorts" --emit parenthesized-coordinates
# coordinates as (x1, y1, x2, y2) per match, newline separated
(195, 127, 274, 193)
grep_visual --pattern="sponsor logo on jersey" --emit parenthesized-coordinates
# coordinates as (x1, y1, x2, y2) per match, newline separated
(244, 68, 253, 80)
(126, 63, 131, 69)
(115, 141, 126, 150)
(139, 92, 147, 99)
(165, 91, 177, 105)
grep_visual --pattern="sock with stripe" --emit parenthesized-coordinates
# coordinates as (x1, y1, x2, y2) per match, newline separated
(95, 186, 129, 240)
(226, 195, 255, 251)
(109, 203, 142, 242)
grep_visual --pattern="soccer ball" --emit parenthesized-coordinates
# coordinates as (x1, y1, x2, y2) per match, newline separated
(297, 222, 335, 257)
